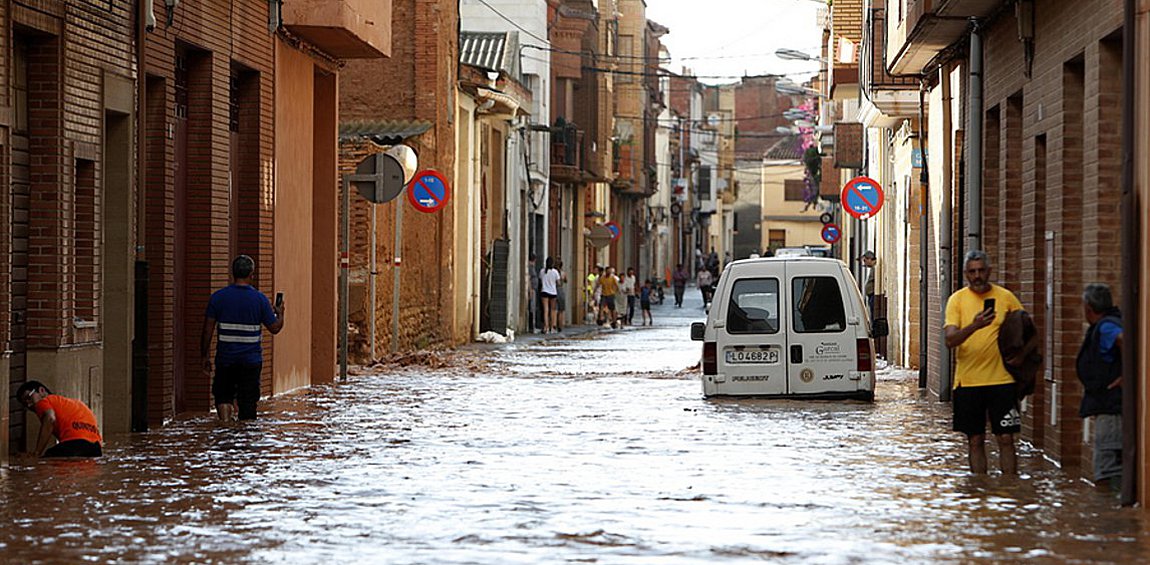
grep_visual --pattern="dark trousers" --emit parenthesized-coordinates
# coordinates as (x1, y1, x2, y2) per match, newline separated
(674, 285, 685, 306)
(214, 363, 263, 420)
(44, 439, 102, 458)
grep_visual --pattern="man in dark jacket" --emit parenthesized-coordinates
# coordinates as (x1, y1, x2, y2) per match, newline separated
(1076, 283, 1123, 489)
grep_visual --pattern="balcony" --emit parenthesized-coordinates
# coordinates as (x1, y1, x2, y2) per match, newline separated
(886, 0, 1002, 75)
(612, 142, 636, 191)
(282, 0, 391, 59)
(550, 122, 585, 184)
(860, 7, 920, 125)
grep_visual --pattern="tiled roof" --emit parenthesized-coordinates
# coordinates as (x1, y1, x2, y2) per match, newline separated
(339, 120, 433, 144)
(763, 134, 807, 161)
(460, 31, 520, 77)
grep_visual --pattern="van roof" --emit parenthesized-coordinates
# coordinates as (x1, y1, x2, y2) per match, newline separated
(730, 256, 846, 267)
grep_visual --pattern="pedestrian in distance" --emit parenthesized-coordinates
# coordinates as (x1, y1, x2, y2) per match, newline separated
(586, 265, 603, 324)
(858, 250, 877, 319)
(622, 267, 638, 325)
(555, 259, 568, 332)
(697, 267, 714, 307)
(16, 381, 103, 458)
(527, 253, 540, 334)
(597, 266, 621, 328)
(640, 279, 654, 326)
(944, 250, 1026, 475)
(200, 255, 285, 422)
(539, 257, 561, 334)
(672, 263, 689, 308)
(1076, 283, 1124, 490)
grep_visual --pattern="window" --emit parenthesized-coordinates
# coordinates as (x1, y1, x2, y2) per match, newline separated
(768, 229, 786, 253)
(784, 179, 805, 201)
(792, 276, 846, 333)
(727, 278, 779, 334)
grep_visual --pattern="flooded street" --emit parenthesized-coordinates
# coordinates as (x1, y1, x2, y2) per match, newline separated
(3, 292, 1148, 563)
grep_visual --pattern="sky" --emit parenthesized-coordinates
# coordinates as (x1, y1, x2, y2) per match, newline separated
(644, 0, 826, 85)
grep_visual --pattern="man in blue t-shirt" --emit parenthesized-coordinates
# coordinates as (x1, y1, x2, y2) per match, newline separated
(200, 255, 285, 421)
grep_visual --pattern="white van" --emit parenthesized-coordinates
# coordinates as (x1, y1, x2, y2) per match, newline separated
(689, 257, 882, 401)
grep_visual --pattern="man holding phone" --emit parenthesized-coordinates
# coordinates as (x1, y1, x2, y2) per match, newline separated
(201, 255, 285, 422)
(944, 250, 1025, 474)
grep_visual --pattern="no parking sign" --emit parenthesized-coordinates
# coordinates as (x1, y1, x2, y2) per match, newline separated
(407, 170, 451, 213)
(840, 176, 885, 220)
(821, 223, 842, 245)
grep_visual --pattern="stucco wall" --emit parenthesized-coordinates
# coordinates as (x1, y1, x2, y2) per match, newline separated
(274, 44, 319, 393)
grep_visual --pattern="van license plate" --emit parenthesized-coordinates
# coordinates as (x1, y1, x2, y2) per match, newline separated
(725, 349, 779, 364)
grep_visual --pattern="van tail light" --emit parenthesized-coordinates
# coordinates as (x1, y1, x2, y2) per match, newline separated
(703, 342, 717, 375)
(857, 338, 873, 372)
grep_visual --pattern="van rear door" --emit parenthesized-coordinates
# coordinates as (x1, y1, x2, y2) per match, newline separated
(714, 273, 787, 395)
(785, 261, 858, 396)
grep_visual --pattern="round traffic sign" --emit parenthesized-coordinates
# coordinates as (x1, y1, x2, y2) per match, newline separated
(407, 169, 451, 213)
(821, 222, 842, 245)
(605, 221, 621, 241)
(840, 176, 885, 220)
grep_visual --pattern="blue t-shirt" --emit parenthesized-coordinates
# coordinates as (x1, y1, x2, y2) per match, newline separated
(1098, 319, 1122, 363)
(640, 286, 651, 303)
(205, 284, 277, 366)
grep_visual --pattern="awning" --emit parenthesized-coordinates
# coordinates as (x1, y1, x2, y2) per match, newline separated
(339, 119, 433, 145)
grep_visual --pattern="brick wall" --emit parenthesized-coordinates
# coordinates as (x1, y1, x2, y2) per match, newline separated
(339, 0, 459, 350)
(143, 0, 274, 422)
(981, 0, 1124, 471)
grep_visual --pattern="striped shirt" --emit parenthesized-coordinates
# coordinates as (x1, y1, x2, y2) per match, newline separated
(206, 284, 277, 366)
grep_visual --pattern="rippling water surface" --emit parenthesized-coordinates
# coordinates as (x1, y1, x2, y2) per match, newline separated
(2, 296, 1147, 563)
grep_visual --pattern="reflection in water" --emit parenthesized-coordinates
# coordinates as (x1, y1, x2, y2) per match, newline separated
(2, 318, 1147, 563)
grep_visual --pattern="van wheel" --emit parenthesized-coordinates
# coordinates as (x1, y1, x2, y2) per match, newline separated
(858, 391, 875, 403)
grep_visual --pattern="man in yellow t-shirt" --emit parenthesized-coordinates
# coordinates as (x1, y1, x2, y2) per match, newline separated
(944, 249, 1025, 475)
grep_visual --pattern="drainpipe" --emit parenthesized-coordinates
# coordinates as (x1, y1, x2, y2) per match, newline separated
(939, 68, 954, 401)
(966, 20, 984, 254)
(918, 82, 930, 388)
(1119, 0, 1138, 508)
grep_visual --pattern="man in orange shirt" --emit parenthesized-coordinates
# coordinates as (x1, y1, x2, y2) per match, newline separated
(16, 380, 103, 458)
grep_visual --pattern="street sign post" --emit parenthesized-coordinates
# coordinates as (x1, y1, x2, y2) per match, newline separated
(821, 223, 842, 245)
(840, 176, 885, 220)
(408, 170, 451, 213)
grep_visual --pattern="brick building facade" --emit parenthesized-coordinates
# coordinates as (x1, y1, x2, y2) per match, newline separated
(339, 0, 461, 349)
(2, 0, 136, 455)
(978, 0, 1125, 471)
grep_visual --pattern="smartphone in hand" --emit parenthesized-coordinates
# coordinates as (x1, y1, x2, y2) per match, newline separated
(275, 292, 284, 308)
(983, 298, 996, 313)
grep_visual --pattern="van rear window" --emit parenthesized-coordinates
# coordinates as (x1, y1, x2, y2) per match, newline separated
(792, 277, 846, 333)
(726, 278, 779, 334)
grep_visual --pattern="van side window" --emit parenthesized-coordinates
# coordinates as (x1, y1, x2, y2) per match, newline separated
(791, 276, 846, 333)
(727, 278, 779, 334)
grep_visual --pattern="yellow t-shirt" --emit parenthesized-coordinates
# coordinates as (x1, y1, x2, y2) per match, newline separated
(944, 283, 1023, 389)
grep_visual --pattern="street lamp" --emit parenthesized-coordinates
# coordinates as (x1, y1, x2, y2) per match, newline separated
(775, 48, 824, 63)
(776, 82, 826, 98)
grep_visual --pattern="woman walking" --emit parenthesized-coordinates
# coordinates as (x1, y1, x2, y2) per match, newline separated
(540, 257, 561, 333)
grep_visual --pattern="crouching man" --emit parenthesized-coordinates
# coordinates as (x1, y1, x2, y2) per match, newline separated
(16, 380, 103, 458)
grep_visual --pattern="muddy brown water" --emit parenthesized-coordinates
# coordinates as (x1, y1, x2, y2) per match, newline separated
(3, 300, 1147, 563)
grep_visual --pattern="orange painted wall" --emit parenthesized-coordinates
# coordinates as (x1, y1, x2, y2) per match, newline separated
(274, 43, 319, 393)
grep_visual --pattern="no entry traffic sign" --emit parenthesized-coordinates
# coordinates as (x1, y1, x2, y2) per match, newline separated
(840, 176, 885, 220)
(605, 221, 621, 241)
(821, 223, 842, 245)
(407, 170, 451, 213)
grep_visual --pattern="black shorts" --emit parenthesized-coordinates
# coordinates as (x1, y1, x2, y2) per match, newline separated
(540, 291, 557, 300)
(213, 362, 263, 420)
(953, 383, 1021, 436)
(43, 439, 102, 458)
(600, 296, 616, 311)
